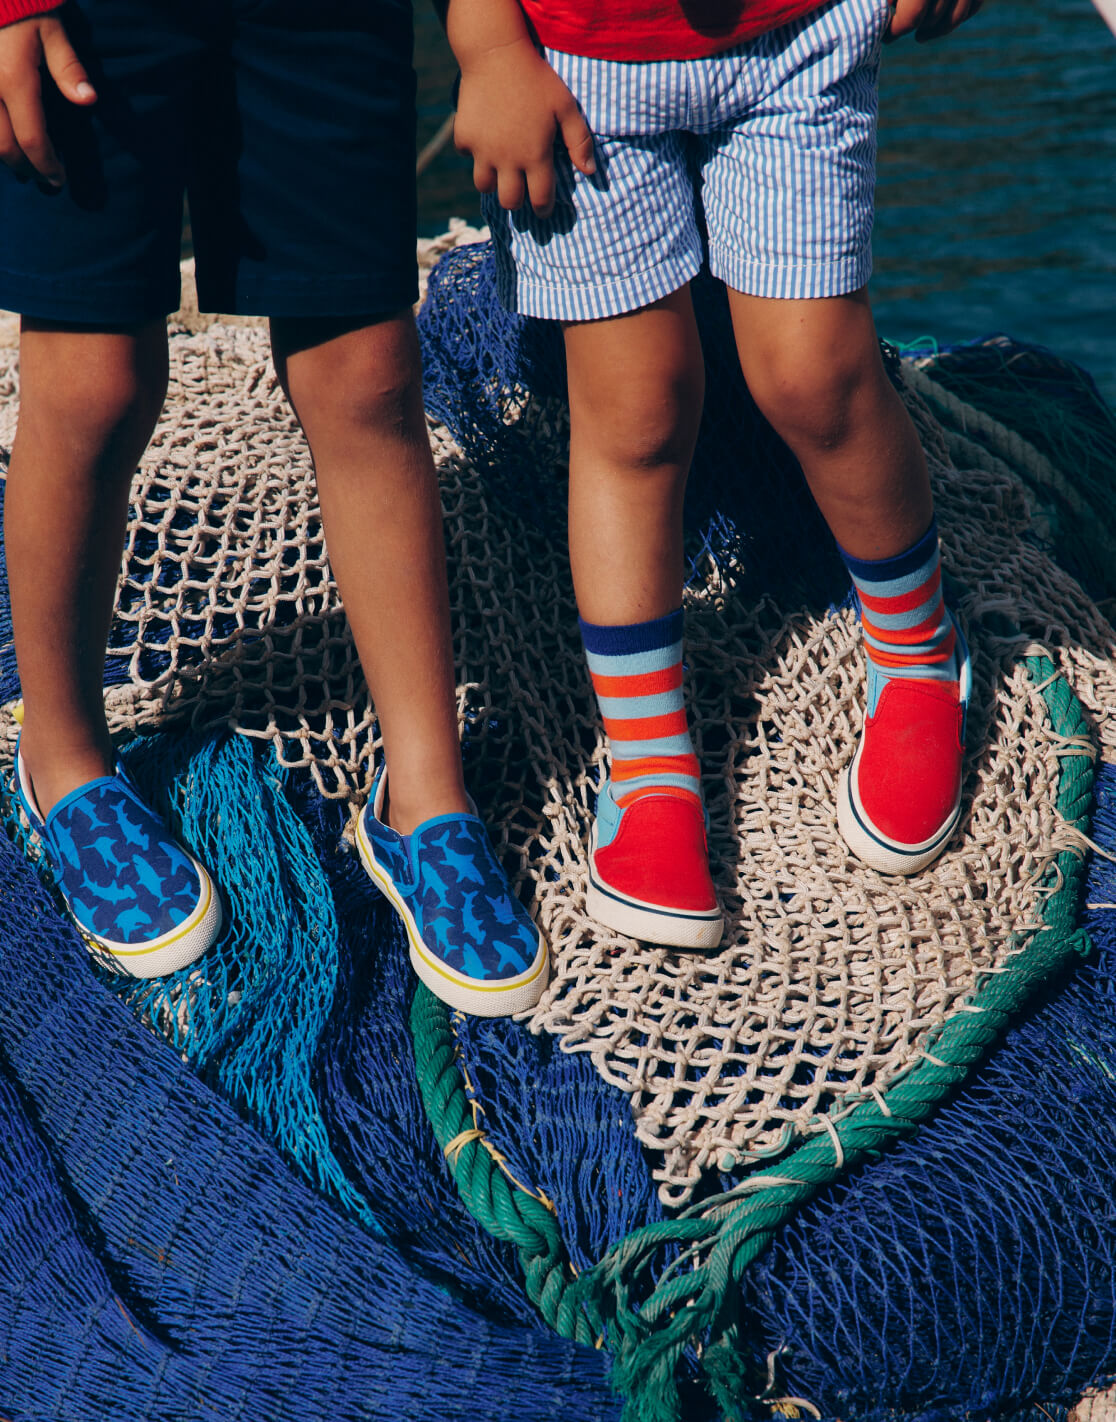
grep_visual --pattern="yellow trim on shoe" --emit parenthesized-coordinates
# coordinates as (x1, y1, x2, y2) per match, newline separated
(75, 860, 223, 979)
(100, 867, 215, 956)
(355, 812, 548, 1016)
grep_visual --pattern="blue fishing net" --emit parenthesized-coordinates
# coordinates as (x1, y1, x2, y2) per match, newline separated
(3, 714, 1114, 1420)
(447, 772, 1116, 1417)
(743, 765, 1116, 1416)
(0, 778, 624, 1422)
(1, 242, 1115, 1419)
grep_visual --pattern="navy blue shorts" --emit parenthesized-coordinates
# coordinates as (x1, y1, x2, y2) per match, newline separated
(0, 0, 418, 322)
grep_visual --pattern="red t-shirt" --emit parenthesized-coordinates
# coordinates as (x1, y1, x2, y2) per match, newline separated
(1, 0, 825, 58)
(520, 0, 826, 61)
(0, 0, 57, 25)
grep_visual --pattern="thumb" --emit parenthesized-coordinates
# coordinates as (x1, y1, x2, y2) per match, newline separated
(41, 19, 96, 105)
(558, 102, 596, 176)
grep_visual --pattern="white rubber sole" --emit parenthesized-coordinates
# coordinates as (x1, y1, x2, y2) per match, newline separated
(355, 813, 549, 1017)
(586, 827, 723, 949)
(837, 742, 962, 877)
(80, 859, 224, 978)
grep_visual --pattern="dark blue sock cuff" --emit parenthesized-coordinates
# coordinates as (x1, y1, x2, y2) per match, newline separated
(838, 518, 939, 583)
(578, 607, 683, 656)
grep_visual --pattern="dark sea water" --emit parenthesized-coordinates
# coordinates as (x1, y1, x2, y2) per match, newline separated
(415, 0, 1116, 398)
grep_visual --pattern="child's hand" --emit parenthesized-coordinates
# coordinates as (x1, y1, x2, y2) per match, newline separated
(886, 0, 984, 42)
(453, 36, 596, 218)
(0, 11, 96, 189)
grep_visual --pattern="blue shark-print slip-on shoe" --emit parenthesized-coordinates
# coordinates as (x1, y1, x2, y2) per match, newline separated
(15, 745, 222, 978)
(355, 769, 549, 1017)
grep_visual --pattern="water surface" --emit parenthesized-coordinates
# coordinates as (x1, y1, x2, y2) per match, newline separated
(416, 1, 1116, 395)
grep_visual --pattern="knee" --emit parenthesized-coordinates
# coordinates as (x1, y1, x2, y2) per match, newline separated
(573, 358, 704, 474)
(746, 348, 880, 455)
(21, 327, 168, 454)
(280, 318, 424, 444)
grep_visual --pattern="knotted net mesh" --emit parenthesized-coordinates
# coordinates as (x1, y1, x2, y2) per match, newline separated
(1, 230, 1114, 1210)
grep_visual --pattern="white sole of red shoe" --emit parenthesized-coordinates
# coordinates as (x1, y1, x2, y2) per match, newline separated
(837, 741, 963, 876)
(586, 825, 724, 949)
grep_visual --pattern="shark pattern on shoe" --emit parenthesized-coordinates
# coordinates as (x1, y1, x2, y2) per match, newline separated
(15, 743, 222, 976)
(586, 780, 723, 949)
(837, 615, 972, 875)
(355, 769, 549, 1016)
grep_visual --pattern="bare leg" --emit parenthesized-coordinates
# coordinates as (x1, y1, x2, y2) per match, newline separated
(6, 319, 168, 815)
(561, 287, 721, 948)
(564, 286, 705, 624)
(726, 287, 932, 560)
(727, 288, 967, 874)
(270, 312, 468, 835)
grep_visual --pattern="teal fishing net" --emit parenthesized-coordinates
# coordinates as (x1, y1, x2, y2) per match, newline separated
(2, 238, 1116, 1419)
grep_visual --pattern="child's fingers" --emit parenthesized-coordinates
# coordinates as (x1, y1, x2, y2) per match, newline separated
(497, 168, 527, 211)
(942, 0, 968, 30)
(887, 0, 932, 39)
(915, 0, 958, 38)
(883, 0, 916, 40)
(558, 102, 596, 176)
(472, 158, 498, 195)
(526, 160, 556, 217)
(41, 20, 96, 105)
(0, 100, 34, 179)
(2, 74, 64, 185)
(952, 0, 982, 28)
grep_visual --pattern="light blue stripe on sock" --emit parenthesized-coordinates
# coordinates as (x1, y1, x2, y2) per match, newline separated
(850, 555, 937, 602)
(611, 772, 702, 799)
(585, 641, 683, 679)
(610, 732, 696, 760)
(865, 653, 957, 714)
(864, 588, 944, 633)
(596, 689, 683, 720)
(881, 658, 956, 680)
(863, 623, 954, 661)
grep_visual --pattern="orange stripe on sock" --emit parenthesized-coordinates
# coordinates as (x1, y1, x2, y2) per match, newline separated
(590, 664, 684, 699)
(614, 783, 702, 809)
(856, 565, 941, 616)
(866, 627, 957, 670)
(861, 606, 948, 647)
(603, 710, 690, 742)
(611, 753, 702, 782)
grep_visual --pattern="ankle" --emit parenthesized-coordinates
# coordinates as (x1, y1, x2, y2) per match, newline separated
(381, 778, 471, 837)
(18, 726, 115, 819)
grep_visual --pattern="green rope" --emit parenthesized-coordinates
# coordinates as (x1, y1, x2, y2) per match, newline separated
(409, 987, 599, 1345)
(569, 655, 1096, 1421)
(410, 655, 1096, 1421)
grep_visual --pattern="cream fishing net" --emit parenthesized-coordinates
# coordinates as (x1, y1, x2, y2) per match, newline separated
(1, 230, 1113, 1208)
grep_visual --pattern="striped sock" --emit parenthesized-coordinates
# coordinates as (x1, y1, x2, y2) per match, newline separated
(579, 608, 702, 811)
(839, 519, 958, 712)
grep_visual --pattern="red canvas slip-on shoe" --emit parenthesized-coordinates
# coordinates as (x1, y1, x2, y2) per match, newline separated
(586, 782, 723, 948)
(838, 619, 971, 876)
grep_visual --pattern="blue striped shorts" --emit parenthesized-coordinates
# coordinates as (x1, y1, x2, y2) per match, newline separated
(485, 0, 891, 320)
